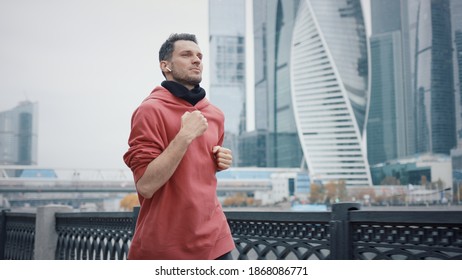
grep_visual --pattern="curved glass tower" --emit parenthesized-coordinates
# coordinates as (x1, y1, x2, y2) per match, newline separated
(290, 0, 371, 186)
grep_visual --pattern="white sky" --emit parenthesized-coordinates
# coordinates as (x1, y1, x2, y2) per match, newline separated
(0, 0, 370, 170)
(0, 0, 210, 169)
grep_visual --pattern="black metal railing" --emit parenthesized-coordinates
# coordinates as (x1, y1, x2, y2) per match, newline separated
(1, 203, 461, 260)
(0, 210, 36, 260)
(350, 210, 462, 259)
(226, 211, 331, 259)
(55, 212, 135, 260)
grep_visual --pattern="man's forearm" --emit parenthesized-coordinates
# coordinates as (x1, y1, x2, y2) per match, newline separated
(135, 132, 192, 199)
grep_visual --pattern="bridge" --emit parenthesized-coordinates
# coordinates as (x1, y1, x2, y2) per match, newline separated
(0, 165, 273, 194)
(0, 165, 135, 193)
(0, 166, 278, 210)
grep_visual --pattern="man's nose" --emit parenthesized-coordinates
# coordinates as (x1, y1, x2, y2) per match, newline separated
(192, 55, 201, 64)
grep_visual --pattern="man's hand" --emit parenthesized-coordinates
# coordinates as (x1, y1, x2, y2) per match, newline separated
(179, 110, 208, 142)
(212, 146, 232, 170)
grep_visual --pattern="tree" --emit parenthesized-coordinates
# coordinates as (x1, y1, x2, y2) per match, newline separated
(120, 193, 140, 211)
(309, 182, 324, 204)
(324, 180, 348, 203)
(222, 193, 255, 207)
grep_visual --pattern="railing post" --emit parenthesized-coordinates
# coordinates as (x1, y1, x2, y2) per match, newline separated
(329, 202, 361, 260)
(34, 205, 72, 260)
(0, 209, 10, 260)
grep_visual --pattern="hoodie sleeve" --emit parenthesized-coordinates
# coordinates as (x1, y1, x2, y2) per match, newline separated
(123, 101, 166, 183)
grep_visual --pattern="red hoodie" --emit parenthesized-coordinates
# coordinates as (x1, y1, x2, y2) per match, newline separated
(123, 86, 235, 260)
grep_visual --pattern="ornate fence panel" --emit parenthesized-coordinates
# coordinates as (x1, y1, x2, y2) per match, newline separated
(0, 211, 36, 260)
(55, 212, 134, 260)
(350, 210, 462, 259)
(226, 211, 331, 260)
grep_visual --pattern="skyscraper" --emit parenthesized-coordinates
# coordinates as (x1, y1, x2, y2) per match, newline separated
(0, 101, 38, 165)
(248, 0, 303, 168)
(451, 0, 462, 147)
(291, 0, 372, 187)
(368, 0, 456, 165)
(209, 0, 247, 166)
(411, 0, 455, 155)
(367, 0, 410, 165)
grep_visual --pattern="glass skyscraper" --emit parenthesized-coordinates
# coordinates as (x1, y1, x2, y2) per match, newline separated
(411, 0, 455, 155)
(367, 0, 410, 165)
(209, 0, 247, 166)
(248, 0, 303, 168)
(367, 31, 406, 165)
(0, 101, 38, 165)
(368, 0, 457, 166)
(451, 0, 462, 147)
(291, 0, 372, 187)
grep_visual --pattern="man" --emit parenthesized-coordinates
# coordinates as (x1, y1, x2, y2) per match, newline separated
(123, 33, 235, 260)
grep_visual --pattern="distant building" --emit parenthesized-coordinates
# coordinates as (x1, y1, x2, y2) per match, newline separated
(216, 167, 309, 205)
(291, 0, 371, 187)
(251, 0, 304, 168)
(368, 30, 407, 165)
(370, 153, 452, 188)
(368, 0, 457, 165)
(209, 0, 247, 166)
(451, 0, 462, 147)
(0, 101, 38, 165)
(238, 130, 267, 167)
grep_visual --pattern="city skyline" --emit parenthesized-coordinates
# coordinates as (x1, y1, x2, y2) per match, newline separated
(5, 0, 458, 176)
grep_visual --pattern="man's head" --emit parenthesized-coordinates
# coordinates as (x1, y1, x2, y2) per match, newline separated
(159, 33, 203, 90)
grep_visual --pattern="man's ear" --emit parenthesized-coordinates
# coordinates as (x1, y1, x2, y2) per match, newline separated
(160, 61, 171, 73)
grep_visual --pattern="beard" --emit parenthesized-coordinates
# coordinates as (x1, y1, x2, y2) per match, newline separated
(171, 68, 202, 87)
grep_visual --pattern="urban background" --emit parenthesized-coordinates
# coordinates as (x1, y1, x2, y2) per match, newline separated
(1, 0, 462, 212)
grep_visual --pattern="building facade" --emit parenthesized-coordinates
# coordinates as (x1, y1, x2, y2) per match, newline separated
(411, 0, 456, 155)
(290, 0, 372, 187)
(451, 0, 462, 148)
(367, 31, 407, 165)
(368, 0, 457, 166)
(248, 0, 303, 168)
(0, 101, 38, 165)
(367, 0, 409, 166)
(209, 0, 247, 166)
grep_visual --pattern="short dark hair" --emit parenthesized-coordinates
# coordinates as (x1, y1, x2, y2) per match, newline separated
(158, 33, 198, 62)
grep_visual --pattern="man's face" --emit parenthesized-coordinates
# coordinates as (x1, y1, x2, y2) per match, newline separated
(167, 40, 203, 89)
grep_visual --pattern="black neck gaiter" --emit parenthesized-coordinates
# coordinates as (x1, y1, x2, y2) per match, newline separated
(161, 80, 206, 106)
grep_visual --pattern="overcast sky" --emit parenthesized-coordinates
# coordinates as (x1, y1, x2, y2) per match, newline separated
(0, 0, 370, 170)
(0, 0, 210, 169)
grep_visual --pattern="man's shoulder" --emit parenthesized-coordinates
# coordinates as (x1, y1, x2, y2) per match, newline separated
(205, 101, 225, 116)
(137, 87, 171, 109)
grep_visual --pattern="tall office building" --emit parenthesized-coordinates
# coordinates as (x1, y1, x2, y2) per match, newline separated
(209, 0, 247, 166)
(367, 0, 410, 165)
(412, 0, 455, 155)
(0, 101, 38, 165)
(248, 0, 303, 168)
(452, 0, 462, 147)
(368, 0, 456, 165)
(291, 0, 372, 187)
